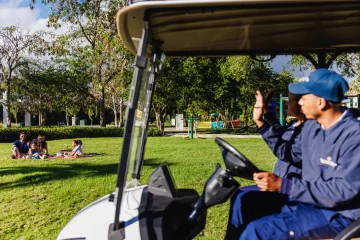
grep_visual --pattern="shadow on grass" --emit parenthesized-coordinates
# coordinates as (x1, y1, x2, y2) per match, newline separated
(0, 157, 169, 190)
(143, 158, 176, 168)
(0, 162, 120, 190)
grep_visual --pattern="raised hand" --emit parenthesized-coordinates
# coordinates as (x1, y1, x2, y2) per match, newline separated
(264, 88, 275, 113)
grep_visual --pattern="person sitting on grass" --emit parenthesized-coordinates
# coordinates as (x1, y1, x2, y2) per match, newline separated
(27, 141, 44, 160)
(11, 132, 29, 159)
(64, 139, 83, 158)
(32, 134, 48, 158)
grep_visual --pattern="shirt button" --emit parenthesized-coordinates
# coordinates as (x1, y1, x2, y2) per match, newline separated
(289, 231, 295, 236)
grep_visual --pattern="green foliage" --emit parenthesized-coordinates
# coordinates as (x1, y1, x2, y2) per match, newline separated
(43, 0, 133, 127)
(0, 127, 123, 142)
(290, 53, 360, 78)
(0, 26, 52, 127)
(15, 59, 94, 119)
(152, 56, 295, 131)
(147, 128, 163, 136)
(0, 126, 163, 143)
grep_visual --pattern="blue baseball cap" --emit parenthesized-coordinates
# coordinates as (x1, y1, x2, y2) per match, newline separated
(288, 69, 349, 103)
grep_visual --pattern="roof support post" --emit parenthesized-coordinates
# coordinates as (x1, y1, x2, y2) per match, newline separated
(301, 52, 341, 69)
(133, 42, 165, 181)
(109, 19, 150, 238)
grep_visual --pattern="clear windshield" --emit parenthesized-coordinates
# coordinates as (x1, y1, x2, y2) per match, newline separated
(126, 59, 151, 188)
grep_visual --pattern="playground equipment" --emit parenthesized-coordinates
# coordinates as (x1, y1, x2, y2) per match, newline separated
(186, 115, 198, 139)
(342, 94, 360, 109)
(280, 94, 286, 126)
(57, 1, 360, 240)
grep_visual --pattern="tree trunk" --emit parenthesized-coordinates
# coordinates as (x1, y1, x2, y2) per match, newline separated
(112, 94, 118, 127)
(5, 80, 11, 127)
(100, 86, 106, 127)
(39, 111, 42, 126)
(113, 109, 118, 127)
(155, 105, 167, 132)
(160, 110, 166, 132)
(156, 111, 161, 129)
(119, 98, 124, 127)
(244, 108, 248, 127)
(41, 114, 46, 126)
(65, 106, 69, 126)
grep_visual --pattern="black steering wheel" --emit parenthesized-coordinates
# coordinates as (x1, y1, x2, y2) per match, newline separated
(215, 137, 261, 180)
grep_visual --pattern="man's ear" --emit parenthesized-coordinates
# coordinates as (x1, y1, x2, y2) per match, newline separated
(319, 98, 327, 110)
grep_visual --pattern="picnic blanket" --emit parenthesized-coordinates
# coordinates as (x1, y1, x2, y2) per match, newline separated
(47, 153, 96, 159)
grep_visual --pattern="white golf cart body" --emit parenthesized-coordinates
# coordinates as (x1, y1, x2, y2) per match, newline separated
(57, 1, 360, 240)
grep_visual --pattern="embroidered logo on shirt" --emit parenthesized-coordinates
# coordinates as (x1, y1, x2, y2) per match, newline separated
(320, 156, 337, 167)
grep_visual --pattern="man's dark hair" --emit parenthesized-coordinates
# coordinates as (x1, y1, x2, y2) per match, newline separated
(19, 132, 26, 136)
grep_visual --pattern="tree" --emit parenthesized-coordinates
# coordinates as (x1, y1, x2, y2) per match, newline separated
(0, 26, 48, 127)
(105, 67, 132, 127)
(15, 59, 93, 125)
(152, 58, 189, 131)
(211, 57, 294, 126)
(152, 56, 295, 131)
(44, 0, 132, 126)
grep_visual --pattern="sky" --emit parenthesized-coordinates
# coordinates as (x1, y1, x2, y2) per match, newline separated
(0, 0, 50, 31)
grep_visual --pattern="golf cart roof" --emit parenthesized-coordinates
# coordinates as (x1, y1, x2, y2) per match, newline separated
(116, 0, 360, 57)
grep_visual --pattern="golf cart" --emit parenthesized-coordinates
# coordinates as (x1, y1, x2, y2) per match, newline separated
(57, 1, 360, 239)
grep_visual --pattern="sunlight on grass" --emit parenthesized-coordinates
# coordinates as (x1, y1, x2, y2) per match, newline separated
(0, 137, 276, 240)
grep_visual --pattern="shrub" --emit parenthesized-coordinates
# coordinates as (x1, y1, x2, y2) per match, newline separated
(0, 127, 125, 143)
(147, 128, 163, 136)
(0, 126, 165, 143)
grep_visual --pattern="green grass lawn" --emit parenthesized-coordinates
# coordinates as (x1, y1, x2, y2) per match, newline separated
(0, 137, 277, 240)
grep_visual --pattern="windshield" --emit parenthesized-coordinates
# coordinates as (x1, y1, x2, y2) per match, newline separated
(126, 59, 151, 187)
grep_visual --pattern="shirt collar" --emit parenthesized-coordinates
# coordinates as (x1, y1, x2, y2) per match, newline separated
(321, 110, 348, 130)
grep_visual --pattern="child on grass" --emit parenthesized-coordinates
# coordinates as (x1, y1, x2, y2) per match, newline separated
(63, 139, 83, 158)
(27, 141, 45, 159)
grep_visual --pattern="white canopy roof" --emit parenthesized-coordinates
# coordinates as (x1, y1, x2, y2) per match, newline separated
(116, 0, 360, 56)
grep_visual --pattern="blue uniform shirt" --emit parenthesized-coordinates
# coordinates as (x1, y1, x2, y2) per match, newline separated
(13, 140, 29, 153)
(258, 112, 303, 178)
(275, 110, 360, 220)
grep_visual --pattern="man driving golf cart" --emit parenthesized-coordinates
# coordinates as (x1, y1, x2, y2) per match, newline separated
(227, 69, 360, 240)
(57, 1, 360, 240)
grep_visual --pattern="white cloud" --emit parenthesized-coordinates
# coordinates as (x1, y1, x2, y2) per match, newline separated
(0, 0, 71, 36)
(29, 18, 72, 36)
(0, 0, 40, 30)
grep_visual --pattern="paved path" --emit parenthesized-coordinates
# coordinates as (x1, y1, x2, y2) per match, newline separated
(163, 128, 261, 139)
(166, 133, 262, 138)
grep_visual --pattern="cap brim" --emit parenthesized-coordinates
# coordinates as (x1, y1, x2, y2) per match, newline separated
(288, 82, 311, 95)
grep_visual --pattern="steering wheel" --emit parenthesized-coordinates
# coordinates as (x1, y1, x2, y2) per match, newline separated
(215, 137, 261, 180)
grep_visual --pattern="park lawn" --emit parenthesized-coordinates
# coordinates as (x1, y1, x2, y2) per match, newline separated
(0, 137, 277, 240)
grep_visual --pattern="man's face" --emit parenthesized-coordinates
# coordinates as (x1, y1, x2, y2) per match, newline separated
(298, 94, 320, 119)
(287, 93, 301, 118)
(37, 136, 45, 142)
(19, 134, 26, 141)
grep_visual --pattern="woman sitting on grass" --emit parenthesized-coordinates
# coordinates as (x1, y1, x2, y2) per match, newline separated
(32, 134, 48, 158)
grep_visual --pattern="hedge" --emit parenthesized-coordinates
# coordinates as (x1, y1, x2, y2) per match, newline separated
(0, 126, 162, 143)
